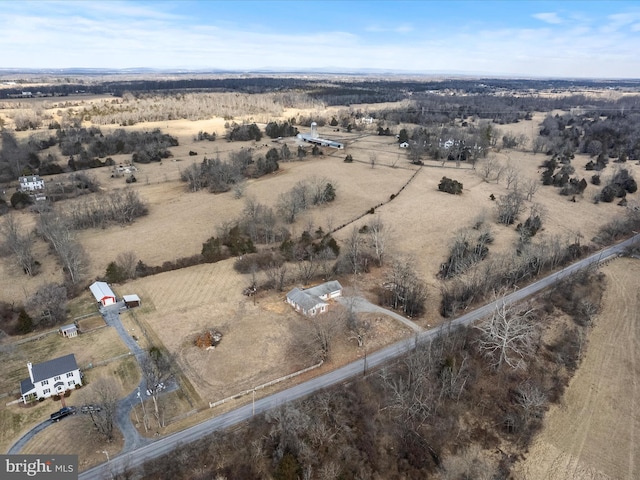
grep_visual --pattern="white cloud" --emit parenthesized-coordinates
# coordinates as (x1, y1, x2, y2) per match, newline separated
(533, 12, 563, 25)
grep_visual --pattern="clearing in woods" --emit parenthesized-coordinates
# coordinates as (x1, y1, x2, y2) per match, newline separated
(513, 258, 640, 480)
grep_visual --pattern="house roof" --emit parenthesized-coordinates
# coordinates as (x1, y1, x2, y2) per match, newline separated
(30, 353, 79, 383)
(20, 378, 35, 395)
(286, 281, 342, 313)
(60, 324, 77, 332)
(89, 281, 116, 302)
(19, 175, 43, 183)
(305, 280, 343, 298)
(123, 294, 140, 302)
(287, 287, 327, 313)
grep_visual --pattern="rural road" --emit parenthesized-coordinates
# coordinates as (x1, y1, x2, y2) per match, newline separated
(72, 233, 636, 479)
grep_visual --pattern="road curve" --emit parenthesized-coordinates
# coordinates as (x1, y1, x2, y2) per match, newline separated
(80, 234, 639, 480)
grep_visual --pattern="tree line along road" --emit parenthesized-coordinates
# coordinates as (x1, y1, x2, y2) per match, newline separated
(79, 234, 639, 480)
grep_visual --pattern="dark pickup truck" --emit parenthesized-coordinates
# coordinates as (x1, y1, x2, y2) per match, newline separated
(50, 406, 76, 422)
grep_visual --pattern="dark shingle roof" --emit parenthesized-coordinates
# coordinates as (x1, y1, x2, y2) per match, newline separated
(20, 378, 35, 395)
(31, 354, 79, 383)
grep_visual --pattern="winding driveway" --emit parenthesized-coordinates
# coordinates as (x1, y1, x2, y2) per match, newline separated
(78, 234, 639, 480)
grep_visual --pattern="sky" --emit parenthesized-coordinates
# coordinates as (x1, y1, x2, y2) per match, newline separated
(2, 1, 640, 78)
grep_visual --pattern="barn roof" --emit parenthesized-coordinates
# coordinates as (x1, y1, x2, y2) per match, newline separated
(123, 294, 140, 303)
(89, 281, 116, 302)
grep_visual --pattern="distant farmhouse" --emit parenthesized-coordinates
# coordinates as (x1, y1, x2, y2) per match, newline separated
(89, 281, 117, 307)
(20, 353, 82, 403)
(18, 175, 45, 191)
(298, 122, 344, 150)
(286, 280, 343, 316)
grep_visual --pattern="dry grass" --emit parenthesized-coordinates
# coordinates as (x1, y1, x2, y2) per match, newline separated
(513, 258, 640, 479)
(1, 98, 639, 459)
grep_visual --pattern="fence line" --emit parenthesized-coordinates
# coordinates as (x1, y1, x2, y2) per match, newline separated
(209, 360, 323, 409)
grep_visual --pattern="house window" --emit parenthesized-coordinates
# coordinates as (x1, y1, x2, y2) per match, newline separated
(43, 388, 50, 395)
(67, 372, 73, 378)
(54, 376, 61, 381)
(41, 380, 49, 386)
(68, 380, 75, 386)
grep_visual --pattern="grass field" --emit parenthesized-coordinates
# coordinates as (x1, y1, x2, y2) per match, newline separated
(514, 258, 640, 479)
(1, 97, 639, 460)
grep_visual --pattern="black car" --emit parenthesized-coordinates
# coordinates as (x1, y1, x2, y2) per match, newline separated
(50, 406, 76, 422)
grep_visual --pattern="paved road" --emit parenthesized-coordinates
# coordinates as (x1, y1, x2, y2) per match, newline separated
(74, 234, 636, 479)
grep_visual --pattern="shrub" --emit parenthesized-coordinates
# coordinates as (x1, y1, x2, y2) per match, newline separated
(10, 191, 32, 209)
(438, 177, 463, 195)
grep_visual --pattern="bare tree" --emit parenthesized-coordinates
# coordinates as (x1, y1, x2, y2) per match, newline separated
(344, 298, 370, 348)
(345, 226, 365, 275)
(477, 157, 501, 182)
(515, 381, 548, 422)
(1, 214, 38, 276)
(116, 251, 138, 280)
(264, 261, 288, 291)
(368, 215, 389, 267)
(504, 162, 520, 190)
(524, 178, 540, 201)
(385, 256, 428, 317)
(84, 377, 121, 441)
(27, 283, 67, 326)
(140, 347, 174, 428)
(496, 190, 525, 225)
(475, 298, 537, 370)
(290, 310, 344, 363)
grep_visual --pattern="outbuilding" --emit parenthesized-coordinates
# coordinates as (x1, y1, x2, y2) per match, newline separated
(59, 324, 78, 338)
(123, 294, 141, 308)
(89, 281, 117, 307)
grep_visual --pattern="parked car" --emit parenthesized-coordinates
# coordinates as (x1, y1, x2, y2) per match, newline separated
(50, 406, 76, 422)
(80, 404, 102, 414)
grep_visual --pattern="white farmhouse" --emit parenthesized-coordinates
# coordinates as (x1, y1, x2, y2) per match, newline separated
(20, 353, 83, 403)
(18, 175, 45, 191)
(286, 280, 343, 316)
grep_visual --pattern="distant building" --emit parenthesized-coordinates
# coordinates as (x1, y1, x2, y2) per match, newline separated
(298, 122, 344, 150)
(20, 354, 82, 403)
(399, 142, 409, 148)
(18, 175, 45, 191)
(286, 281, 343, 316)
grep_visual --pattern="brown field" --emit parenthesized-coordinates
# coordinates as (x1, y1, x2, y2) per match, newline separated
(1, 95, 640, 458)
(514, 258, 640, 479)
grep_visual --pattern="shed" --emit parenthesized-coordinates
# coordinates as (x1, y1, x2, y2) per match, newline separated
(123, 294, 141, 308)
(59, 324, 78, 338)
(89, 281, 117, 306)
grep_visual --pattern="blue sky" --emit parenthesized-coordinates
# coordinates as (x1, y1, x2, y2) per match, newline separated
(2, 1, 640, 78)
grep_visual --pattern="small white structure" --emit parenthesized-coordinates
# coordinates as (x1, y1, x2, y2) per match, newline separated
(286, 281, 343, 316)
(18, 175, 45, 191)
(89, 281, 117, 307)
(20, 353, 82, 403)
(59, 324, 78, 338)
(399, 142, 409, 149)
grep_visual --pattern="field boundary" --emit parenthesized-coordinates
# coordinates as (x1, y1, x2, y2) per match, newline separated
(209, 360, 323, 409)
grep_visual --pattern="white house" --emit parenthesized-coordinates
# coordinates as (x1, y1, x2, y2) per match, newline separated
(20, 353, 83, 403)
(286, 280, 343, 316)
(18, 175, 45, 191)
(399, 142, 409, 149)
(89, 281, 117, 307)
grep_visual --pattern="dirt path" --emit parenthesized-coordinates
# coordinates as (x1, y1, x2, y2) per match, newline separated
(514, 258, 640, 480)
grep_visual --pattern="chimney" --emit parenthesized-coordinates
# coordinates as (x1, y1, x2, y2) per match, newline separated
(27, 362, 34, 383)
